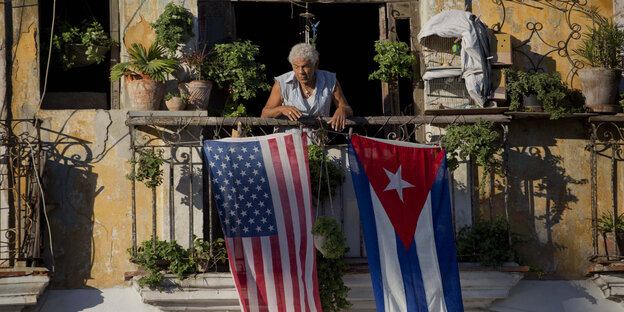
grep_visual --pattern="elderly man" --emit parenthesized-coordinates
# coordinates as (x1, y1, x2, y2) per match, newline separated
(261, 43, 353, 131)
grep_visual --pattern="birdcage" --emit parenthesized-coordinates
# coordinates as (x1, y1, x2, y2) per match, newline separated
(424, 76, 472, 110)
(420, 35, 462, 70)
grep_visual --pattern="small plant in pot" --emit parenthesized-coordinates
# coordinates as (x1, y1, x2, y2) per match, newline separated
(164, 91, 188, 111)
(179, 45, 216, 111)
(504, 69, 581, 119)
(52, 20, 116, 70)
(110, 43, 178, 110)
(596, 211, 624, 259)
(129, 237, 195, 288)
(574, 12, 624, 113)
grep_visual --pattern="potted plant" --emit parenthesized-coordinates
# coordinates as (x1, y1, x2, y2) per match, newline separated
(311, 216, 352, 312)
(193, 236, 228, 273)
(575, 12, 624, 113)
(307, 144, 350, 311)
(209, 40, 271, 116)
(129, 236, 228, 288)
(441, 119, 501, 194)
(129, 237, 195, 288)
(52, 20, 116, 70)
(504, 69, 582, 119)
(368, 40, 416, 87)
(110, 43, 178, 110)
(179, 45, 215, 111)
(151, 3, 195, 55)
(596, 211, 624, 259)
(164, 91, 187, 111)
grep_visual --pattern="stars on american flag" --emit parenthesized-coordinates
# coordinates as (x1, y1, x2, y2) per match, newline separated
(206, 141, 277, 237)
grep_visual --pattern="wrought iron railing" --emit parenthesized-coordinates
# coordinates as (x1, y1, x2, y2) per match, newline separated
(0, 119, 43, 267)
(587, 116, 624, 261)
(126, 113, 512, 264)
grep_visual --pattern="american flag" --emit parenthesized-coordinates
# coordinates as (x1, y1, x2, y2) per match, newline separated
(203, 131, 322, 312)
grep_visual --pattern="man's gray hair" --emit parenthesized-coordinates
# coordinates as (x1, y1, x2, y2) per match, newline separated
(288, 43, 319, 65)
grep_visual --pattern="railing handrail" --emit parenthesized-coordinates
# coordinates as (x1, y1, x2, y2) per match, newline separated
(125, 113, 511, 127)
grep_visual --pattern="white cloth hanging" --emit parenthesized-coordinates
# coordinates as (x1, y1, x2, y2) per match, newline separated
(418, 10, 491, 106)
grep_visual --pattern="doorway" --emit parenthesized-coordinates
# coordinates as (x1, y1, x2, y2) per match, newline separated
(38, 0, 112, 109)
(234, 2, 382, 117)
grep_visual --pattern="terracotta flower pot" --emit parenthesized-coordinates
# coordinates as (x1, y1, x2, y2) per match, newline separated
(599, 232, 624, 260)
(578, 67, 622, 113)
(126, 76, 164, 110)
(179, 80, 213, 111)
(165, 97, 187, 111)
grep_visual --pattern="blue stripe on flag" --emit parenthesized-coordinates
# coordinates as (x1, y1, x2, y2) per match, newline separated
(348, 142, 386, 312)
(396, 235, 428, 312)
(430, 157, 464, 311)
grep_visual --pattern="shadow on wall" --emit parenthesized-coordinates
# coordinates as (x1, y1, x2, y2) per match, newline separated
(502, 119, 588, 277)
(41, 127, 101, 288)
(36, 110, 132, 289)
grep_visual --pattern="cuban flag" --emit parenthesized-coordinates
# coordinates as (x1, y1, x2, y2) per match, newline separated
(348, 135, 463, 312)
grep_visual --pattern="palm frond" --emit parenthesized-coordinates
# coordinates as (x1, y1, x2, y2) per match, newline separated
(112, 42, 178, 81)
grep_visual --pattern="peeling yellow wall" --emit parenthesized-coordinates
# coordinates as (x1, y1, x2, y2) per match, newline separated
(9, 1, 40, 119)
(37, 110, 163, 288)
(481, 119, 595, 279)
(473, 0, 613, 86)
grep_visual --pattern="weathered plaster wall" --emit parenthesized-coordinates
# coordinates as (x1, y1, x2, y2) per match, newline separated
(418, 0, 614, 279)
(37, 110, 155, 288)
(478, 119, 600, 279)
(7, 0, 40, 119)
(473, 0, 613, 87)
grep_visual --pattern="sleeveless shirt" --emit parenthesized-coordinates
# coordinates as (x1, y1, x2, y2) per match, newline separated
(274, 70, 337, 117)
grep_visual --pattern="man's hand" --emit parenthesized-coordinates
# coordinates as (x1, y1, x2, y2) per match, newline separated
(281, 106, 303, 121)
(328, 106, 348, 131)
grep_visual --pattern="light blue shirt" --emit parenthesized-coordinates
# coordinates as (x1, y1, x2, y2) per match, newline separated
(275, 70, 337, 117)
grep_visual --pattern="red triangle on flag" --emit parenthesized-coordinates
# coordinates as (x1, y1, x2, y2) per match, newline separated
(351, 136, 445, 251)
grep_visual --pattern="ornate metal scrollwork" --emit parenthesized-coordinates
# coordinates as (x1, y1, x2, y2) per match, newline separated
(0, 119, 43, 266)
(492, 0, 589, 85)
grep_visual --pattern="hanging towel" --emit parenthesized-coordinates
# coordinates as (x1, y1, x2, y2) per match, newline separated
(418, 10, 493, 106)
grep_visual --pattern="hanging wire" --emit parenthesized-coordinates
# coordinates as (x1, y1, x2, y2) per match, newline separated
(35, 0, 57, 113)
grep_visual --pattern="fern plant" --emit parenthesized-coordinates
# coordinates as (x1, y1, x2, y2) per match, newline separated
(110, 43, 178, 82)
